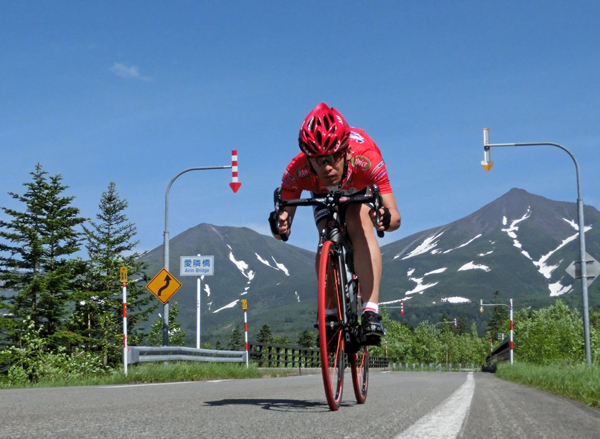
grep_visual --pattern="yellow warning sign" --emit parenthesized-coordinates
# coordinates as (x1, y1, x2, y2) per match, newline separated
(242, 299, 247, 310)
(146, 268, 182, 305)
(120, 267, 127, 283)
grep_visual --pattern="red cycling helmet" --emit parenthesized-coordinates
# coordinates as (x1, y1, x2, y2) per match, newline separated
(298, 103, 350, 157)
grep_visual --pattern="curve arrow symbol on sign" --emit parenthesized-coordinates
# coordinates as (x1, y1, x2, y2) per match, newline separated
(157, 274, 171, 296)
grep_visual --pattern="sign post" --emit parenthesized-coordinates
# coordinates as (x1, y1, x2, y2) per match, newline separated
(120, 267, 128, 376)
(180, 255, 214, 348)
(242, 299, 248, 368)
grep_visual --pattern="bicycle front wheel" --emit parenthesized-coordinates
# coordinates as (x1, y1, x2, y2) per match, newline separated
(350, 279, 369, 403)
(318, 240, 345, 411)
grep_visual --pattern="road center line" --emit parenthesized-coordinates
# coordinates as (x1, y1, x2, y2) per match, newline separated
(395, 372, 475, 439)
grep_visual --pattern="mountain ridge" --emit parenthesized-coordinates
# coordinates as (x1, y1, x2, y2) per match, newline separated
(140, 188, 600, 343)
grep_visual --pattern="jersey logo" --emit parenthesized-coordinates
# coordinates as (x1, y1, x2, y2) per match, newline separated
(350, 131, 364, 143)
(352, 155, 371, 171)
(295, 164, 312, 180)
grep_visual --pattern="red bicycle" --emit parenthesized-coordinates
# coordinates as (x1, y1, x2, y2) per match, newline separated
(273, 185, 385, 411)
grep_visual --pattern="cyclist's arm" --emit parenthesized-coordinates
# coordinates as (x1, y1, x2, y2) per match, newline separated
(370, 192, 401, 232)
(272, 206, 297, 240)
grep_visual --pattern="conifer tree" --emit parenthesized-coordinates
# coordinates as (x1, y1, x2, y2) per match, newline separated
(0, 164, 85, 345)
(148, 302, 186, 346)
(228, 325, 243, 350)
(256, 323, 273, 344)
(68, 182, 156, 364)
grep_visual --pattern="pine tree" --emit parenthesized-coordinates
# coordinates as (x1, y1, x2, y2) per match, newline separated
(297, 329, 315, 348)
(0, 164, 85, 346)
(256, 323, 273, 344)
(67, 182, 157, 364)
(228, 325, 243, 350)
(148, 302, 186, 346)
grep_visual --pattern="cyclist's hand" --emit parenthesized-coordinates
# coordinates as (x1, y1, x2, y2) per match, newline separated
(370, 206, 391, 232)
(268, 210, 291, 239)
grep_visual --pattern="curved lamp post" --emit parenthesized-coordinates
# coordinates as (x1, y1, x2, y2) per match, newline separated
(481, 129, 591, 365)
(162, 151, 241, 345)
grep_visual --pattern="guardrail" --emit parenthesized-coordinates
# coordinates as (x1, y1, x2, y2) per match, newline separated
(126, 346, 247, 365)
(248, 342, 389, 368)
(482, 339, 510, 372)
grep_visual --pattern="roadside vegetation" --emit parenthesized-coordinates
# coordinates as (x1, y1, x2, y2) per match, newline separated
(496, 363, 600, 407)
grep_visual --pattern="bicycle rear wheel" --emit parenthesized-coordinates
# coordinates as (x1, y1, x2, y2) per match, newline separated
(350, 346, 369, 403)
(318, 240, 345, 411)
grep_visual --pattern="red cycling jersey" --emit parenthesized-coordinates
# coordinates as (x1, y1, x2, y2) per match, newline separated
(281, 128, 392, 200)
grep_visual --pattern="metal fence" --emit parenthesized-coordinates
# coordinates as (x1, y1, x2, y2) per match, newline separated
(248, 342, 389, 368)
(126, 346, 247, 365)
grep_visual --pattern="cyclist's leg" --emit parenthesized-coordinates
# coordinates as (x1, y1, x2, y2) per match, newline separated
(346, 203, 385, 342)
(345, 203, 381, 305)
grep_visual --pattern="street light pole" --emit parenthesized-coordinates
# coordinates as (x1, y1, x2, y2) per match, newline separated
(162, 151, 241, 346)
(482, 129, 591, 364)
(480, 298, 513, 364)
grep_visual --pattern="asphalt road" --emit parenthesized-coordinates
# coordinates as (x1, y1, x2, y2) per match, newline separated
(1, 371, 599, 438)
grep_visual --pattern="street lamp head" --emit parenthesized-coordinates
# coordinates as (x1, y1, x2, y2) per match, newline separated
(481, 128, 494, 172)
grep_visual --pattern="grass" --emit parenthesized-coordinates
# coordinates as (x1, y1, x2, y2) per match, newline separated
(495, 362, 600, 407)
(0, 362, 292, 389)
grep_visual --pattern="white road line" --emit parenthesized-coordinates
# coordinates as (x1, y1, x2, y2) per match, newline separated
(395, 372, 475, 439)
(101, 381, 199, 389)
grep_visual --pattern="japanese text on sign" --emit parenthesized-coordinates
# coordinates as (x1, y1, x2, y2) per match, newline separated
(180, 256, 214, 276)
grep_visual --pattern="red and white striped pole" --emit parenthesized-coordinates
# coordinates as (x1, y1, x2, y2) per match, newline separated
(120, 267, 128, 376)
(510, 298, 514, 365)
(242, 299, 248, 368)
(400, 300, 404, 315)
(490, 338, 493, 352)
(229, 150, 242, 193)
(385, 340, 388, 357)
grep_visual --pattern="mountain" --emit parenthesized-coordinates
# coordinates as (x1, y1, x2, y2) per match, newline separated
(379, 188, 600, 327)
(139, 189, 600, 343)
(141, 224, 319, 343)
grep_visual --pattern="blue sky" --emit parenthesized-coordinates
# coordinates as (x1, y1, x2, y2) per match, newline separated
(1, 1, 599, 254)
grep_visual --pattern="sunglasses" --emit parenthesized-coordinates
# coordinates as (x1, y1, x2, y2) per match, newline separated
(310, 150, 346, 167)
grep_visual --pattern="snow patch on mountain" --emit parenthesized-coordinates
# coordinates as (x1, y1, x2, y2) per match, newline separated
(272, 257, 289, 276)
(406, 273, 439, 295)
(229, 251, 255, 280)
(458, 261, 491, 272)
(400, 231, 444, 260)
(424, 268, 447, 276)
(441, 297, 471, 303)
(443, 234, 482, 254)
(381, 297, 412, 305)
(478, 251, 494, 257)
(502, 210, 593, 286)
(294, 291, 300, 302)
(204, 283, 211, 297)
(549, 279, 572, 297)
(213, 300, 239, 313)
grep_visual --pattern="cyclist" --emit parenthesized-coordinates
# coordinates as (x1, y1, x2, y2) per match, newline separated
(269, 102, 401, 344)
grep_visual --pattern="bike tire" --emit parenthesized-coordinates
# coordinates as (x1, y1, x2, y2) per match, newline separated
(350, 279, 369, 403)
(318, 240, 345, 411)
(350, 346, 369, 403)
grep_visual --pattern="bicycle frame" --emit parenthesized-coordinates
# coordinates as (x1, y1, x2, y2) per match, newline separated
(273, 185, 384, 323)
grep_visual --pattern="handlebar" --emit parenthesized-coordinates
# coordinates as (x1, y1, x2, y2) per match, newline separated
(273, 185, 385, 242)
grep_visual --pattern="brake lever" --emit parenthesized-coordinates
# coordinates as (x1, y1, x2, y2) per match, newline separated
(371, 184, 385, 238)
(273, 187, 289, 242)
